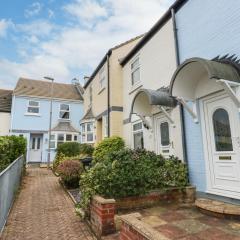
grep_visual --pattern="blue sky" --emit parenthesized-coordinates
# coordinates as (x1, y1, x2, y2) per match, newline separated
(0, 0, 174, 89)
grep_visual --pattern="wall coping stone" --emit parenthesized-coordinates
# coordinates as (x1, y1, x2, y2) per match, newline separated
(93, 195, 116, 204)
(119, 213, 169, 240)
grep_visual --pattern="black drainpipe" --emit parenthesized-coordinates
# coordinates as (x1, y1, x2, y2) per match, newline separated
(107, 53, 110, 137)
(171, 8, 188, 165)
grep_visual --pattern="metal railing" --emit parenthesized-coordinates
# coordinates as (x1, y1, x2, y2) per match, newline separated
(0, 155, 25, 234)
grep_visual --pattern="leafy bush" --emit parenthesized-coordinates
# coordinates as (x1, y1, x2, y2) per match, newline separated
(53, 152, 65, 172)
(57, 160, 84, 188)
(80, 149, 188, 209)
(79, 143, 94, 156)
(56, 142, 81, 157)
(0, 136, 27, 171)
(93, 136, 125, 163)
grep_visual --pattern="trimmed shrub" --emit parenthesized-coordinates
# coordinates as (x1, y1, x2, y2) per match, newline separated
(52, 152, 65, 172)
(93, 136, 125, 163)
(0, 136, 27, 171)
(79, 143, 94, 156)
(57, 160, 84, 188)
(56, 142, 81, 157)
(80, 149, 188, 209)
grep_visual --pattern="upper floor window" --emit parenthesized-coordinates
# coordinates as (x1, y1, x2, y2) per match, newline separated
(89, 85, 93, 106)
(131, 57, 140, 86)
(99, 67, 106, 91)
(133, 121, 144, 149)
(81, 122, 94, 143)
(27, 100, 39, 114)
(59, 104, 70, 119)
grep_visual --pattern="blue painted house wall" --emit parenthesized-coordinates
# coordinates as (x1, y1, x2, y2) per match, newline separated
(175, 0, 240, 194)
(11, 96, 84, 163)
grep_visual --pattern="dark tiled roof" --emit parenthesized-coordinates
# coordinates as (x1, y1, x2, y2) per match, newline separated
(0, 89, 13, 113)
(51, 122, 79, 132)
(81, 108, 95, 121)
(14, 78, 83, 101)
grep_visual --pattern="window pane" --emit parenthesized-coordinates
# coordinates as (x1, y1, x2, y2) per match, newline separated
(57, 134, 64, 141)
(134, 132, 144, 149)
(133, 122, 142, 131)
(131, 58, 139, 69)
(87, 123, 93, 131)
(213, 108, 233, 151)
(74, 135, 78, 141)
(50, 135, 55, 141)
(32, 138, 35, 149)
(29, 101, 39, 107)
(87, 133, 93, 142)
(60, 104, 69, 111)
(37, 138, 41, 150)
(28, 107, 39, 113)
(66, 134, 72, 141)
(82, 124, 85, 132)
(131, 68, 140, 85)
(160, 122, 170, 146)
(59, 111, 70, 119)
(50, 141, 55, 149)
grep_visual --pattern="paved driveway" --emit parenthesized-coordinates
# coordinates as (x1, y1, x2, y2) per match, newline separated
(1, 167, 96, 240)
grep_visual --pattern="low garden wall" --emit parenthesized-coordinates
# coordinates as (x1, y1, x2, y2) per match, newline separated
(0, 155, 25, 234)
(90, 186, 196, 237)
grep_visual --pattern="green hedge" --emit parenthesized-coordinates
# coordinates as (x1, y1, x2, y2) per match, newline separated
(80, 148, 188, 209)
(0, 136, 27, 171)
(93, 136, 125, 163)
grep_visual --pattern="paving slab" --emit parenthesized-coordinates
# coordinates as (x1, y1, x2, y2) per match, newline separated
(1, 168, 96, 240)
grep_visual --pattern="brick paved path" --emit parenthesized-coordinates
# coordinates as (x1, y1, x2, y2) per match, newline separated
(1, 168, 96, 240)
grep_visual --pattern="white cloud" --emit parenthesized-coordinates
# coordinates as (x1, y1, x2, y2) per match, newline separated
(16, 20, 55, 37)
(1, 0, 175, 89)
(0, 19, 12, 38)
(24, 2, 43, 18)
(63, 0, 108, 23)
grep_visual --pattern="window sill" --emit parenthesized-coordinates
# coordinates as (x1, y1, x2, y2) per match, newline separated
(24, 113, 41, 117)
(98, 87, 106, 95)
(129, 84, 142, 95)
(58, 118, 71, 122)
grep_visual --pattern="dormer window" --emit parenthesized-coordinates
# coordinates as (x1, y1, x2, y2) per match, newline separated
(27, 100, 39, 114)
(59, 104, 70, 119)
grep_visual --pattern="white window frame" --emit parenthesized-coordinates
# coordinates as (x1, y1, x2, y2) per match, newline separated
(50, 133, 79, 149)
(59, 103, 70, 120)
(99, 66, 106, 92)
(81, 122, 94, 143)
(131, 56, 140, 86)
(27, 100, 40, 115)
(132, 121, 144, 149)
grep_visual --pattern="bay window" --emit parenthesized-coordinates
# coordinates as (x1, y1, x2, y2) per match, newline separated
(81, 122, 94, 143)
(49, 133, 79, 149)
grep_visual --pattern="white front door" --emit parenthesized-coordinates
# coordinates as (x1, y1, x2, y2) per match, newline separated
(203, 93, 240, 199)
(155, 114, 174, 157)
(29, 134, 43, 162)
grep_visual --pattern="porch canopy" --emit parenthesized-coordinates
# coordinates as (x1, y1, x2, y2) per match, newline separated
(170, 57, 240, 101)
(131, 88, 177, 117)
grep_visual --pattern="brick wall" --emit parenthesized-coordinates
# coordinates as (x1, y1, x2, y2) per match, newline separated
(90, 196, 116, 237)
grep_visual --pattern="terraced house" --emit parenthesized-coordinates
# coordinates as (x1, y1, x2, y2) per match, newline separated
(81, 36, 142, 145)
(10, 78, 84, 164)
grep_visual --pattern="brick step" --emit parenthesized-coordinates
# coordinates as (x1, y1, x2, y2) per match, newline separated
(195, 198, 240, 220)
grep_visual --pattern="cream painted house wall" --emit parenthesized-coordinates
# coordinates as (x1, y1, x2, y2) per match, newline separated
(0, 112, 11, 136)
(122, 19, 184, 159)
(83, 37, 142, 143)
